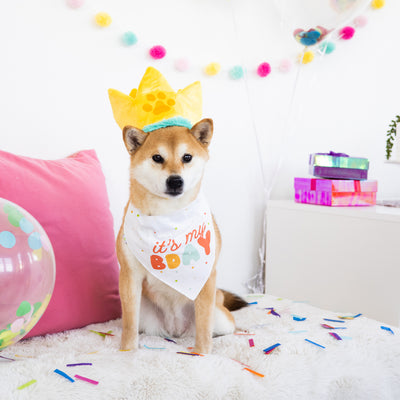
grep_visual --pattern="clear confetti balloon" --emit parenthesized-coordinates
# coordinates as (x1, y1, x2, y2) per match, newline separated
(273, 0, 371, 46)
(0, 198, 55, 350)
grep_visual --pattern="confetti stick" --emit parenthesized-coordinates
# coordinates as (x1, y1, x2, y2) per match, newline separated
(265, 308, 281, 317)
(305, 339, 325, 349)
(321, 324, 347, 330)
(381, 326, 394, 335)
(231, 359, 251, 369)
(329, 332, 342, 340)
(15, 354, 34, 358)
(89, 330, 114, 338)
(74, 374, 99, 385)
(249, 338, 255, 347)
(66, 363, 93, 367)
(247, 301, 258, 305)
(176, 351, 201, 357)
(292, 315, 306, 321)
(234, 332, 255, 336)
(54, 369, 75, 383)
(143, 345, 166, 350)
(164, 338, 177, 344)
(243, 367, 264, 378)
(263, 343, 281, 354)
(17, 379, 37, 390)
(338, 313, 362, 320)
(0, 355, 15, 361)
(324, 318, 345, 324)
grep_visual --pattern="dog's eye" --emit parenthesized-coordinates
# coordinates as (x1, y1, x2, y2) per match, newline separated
(152, 154, 164, 164)
(182, 154, 192, 163)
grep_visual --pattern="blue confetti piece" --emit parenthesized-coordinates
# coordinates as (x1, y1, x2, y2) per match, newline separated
(54, 369, 75, 383)
(292, 315, 306, 321)
(381, 326, 394, 335)
(263, 343, 281, 354)
(164, 338, 177, 344)
(247, 301, 258, 305)
(323, 318, 345, 324)
(305, 339, 325, 349)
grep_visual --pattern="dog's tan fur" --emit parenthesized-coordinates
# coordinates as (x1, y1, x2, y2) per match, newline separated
(116, 119, 236, 354)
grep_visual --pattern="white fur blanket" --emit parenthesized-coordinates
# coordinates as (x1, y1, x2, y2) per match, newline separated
(1, 294, 399, 400)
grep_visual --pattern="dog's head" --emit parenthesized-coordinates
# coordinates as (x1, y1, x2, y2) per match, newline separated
(123, 119, 213, 198)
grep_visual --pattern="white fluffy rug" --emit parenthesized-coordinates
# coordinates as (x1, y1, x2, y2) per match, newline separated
(1, 294, 400, 400)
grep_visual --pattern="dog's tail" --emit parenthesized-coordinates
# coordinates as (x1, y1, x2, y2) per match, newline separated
(220, 289, 249, 311)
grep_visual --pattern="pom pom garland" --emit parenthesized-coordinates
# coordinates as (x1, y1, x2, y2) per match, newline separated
(371, 0, 385, 9)
(95, 12, 112, 27)
(229, 65, 244, 80)
(174, 58, 190, 72)
(257, 62, 271, 78)
(299, 51, 314, 64)
(149, 45, 166, 60)
(204, 62, 221, 76)
(354, 15, 368, 28)
(66, 0, 84, 8)
(340, 26, 355, 40)
(278, 59, 292, 73)
(122, 31, 138, 46)
(319, 41, 336, 55)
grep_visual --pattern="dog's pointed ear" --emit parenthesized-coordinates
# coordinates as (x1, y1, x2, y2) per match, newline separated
(123, 126, 147, 154)
(190, 118, 213, 147)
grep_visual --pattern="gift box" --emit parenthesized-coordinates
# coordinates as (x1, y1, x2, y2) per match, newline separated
(309, 152, 369, 180)
(294, 178, 377, 206)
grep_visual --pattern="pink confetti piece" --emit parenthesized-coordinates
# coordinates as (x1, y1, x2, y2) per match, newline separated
(249, 338, 255, 347)
(74, 374, 99, 385)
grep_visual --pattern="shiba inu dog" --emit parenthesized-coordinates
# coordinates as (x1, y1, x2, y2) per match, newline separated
(116, 119, 247, 354)
(109, 67, 247, 353)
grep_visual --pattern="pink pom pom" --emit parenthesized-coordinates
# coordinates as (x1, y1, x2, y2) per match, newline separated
(354, 15, 368, 28)
(278, 59, 292, 73)
(149, 45, 166, 60)
(66, 0, 84, 8)
(174, 58, 189, 72)
(257, 62, 271, 78)
(340, 26, 355, 40)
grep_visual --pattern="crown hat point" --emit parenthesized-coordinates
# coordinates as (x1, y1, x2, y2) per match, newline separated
(108, 67, 202, 132)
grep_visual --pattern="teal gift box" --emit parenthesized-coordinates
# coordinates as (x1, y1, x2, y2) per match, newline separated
(309, 152, 369, 180)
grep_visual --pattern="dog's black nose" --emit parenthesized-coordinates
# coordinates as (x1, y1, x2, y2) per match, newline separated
(166, 175, 184, 195)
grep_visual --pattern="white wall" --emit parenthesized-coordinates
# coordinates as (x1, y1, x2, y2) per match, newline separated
(1, 0, 399, 294)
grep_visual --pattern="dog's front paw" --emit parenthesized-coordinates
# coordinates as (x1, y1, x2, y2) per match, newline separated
(120, 333, 138, 352)
(193, 343, 212, 355)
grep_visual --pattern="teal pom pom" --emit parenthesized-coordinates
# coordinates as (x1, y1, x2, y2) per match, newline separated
(229, 65, 244, 80)
(320, 41, 335, 55)
(122, 31, 138, 46)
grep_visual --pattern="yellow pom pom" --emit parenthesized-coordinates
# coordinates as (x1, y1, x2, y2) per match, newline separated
(204, 62, 221, 76)
(298, 51, 314, 64)
(371, 0, 385, 9)
(95, 12, 112, 27)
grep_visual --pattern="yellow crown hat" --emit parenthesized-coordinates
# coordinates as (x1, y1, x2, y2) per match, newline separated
(108, 67, 202, 133)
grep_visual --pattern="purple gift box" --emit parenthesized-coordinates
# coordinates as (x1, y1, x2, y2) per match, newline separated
(309, 152, 369, 180)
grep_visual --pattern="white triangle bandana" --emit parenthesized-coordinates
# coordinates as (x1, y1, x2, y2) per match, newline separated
(124, 193, 216, 300)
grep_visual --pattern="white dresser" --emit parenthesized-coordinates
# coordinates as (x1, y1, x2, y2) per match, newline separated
(265, 200, 400, 326)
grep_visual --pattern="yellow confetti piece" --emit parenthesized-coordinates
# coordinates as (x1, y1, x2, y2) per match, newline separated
(17, 379, 37, 390)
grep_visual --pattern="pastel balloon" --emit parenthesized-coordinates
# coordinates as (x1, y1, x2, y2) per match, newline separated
(0, 198, 55, 351)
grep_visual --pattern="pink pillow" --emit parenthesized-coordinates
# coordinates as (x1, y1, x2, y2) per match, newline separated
(0, 149, 121, 338)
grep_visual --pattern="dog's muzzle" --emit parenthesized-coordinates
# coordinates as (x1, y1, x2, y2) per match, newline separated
(166, 175, 184, 196)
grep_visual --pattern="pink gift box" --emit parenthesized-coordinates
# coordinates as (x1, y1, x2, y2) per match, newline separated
(294, 178, 378, 207)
